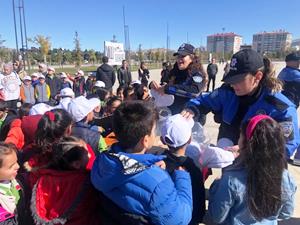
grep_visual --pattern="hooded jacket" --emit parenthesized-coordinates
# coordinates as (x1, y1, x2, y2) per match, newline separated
(278, 66, 300, 108)
(91, 144, 193, 225)
(30, 169, 101, 225)
(96, 64, 116, 90)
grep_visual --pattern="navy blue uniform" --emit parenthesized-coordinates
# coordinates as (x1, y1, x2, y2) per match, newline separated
(186, 85, 300, 158)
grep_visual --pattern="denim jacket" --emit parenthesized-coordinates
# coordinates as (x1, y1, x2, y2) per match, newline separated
(208, 165, 296, 225)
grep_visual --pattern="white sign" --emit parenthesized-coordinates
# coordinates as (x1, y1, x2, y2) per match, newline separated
(104, 41, 125, 66)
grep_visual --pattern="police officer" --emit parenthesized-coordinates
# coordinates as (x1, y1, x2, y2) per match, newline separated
(182, 49, 299, 159)
(278, 52, 300, 108)
(151, 43, 207, 121)
(278, 52, 300, 165)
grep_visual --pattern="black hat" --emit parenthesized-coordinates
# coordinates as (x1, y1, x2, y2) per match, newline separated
(173, 43, 195, 56)
(285, 52, 300, 62)
(222, 49, 264, 84)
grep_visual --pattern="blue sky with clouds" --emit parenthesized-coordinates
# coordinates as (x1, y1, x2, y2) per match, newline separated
(1, 0, 300, 51)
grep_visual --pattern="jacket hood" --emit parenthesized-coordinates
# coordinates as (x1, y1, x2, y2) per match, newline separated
(91, 144, 165, 193)
(21, 115, 42, 145)
(278, 67, 300, 82)
(31, 169, 89, 223)
(100, 63, 113, 72)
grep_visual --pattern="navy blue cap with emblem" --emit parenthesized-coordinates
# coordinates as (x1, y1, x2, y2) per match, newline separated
(285, 52, 300, 62)
(173, 43, 195, 56)
(222, 49, 264, 84)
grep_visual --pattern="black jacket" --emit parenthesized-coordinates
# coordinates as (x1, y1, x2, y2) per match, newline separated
(163, 151, 206, 225)
(165, 63, 205, 115)
(96, 64, 116, 90)
(45, 75, 62, 98)
(207, 63, 218, 77)
(117, 67, 132, 86)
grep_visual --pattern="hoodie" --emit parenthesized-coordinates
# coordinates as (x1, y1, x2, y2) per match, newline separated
(31, 169, 101, 225)
(91, 144, 193, 225)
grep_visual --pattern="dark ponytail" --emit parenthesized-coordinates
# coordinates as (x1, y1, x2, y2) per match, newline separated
(240, 119, 286, 220)
(49, 136, 88, 170)
(35, 109, 73, 151)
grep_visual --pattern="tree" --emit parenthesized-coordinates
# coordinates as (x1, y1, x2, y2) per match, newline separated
(29, 35, 51, 63)
(74, 31, 82, 68)
(88, 49, 97, 64)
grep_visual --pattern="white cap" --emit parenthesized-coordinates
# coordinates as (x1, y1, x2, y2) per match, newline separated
(38, 63, 47, 69)
(23, 75, 32, 81)
(31, 72, 39, 77)
(47, 67, 55, 72)
(131, 80, 141, 85)
(76, 70, 84, 77)
(94, 80, 105, 88)
(39, 74, 45, 79)
(60, 72, 67, 78)
(67, 96, 100, 122)
(161, 114, 194, 148)
(60, 87, 74, 98)
(29, 103, 53, 115)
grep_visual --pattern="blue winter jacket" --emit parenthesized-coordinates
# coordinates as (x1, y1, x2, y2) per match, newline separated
(186, 86, 300, 158)
(208, 165, 296, 225)
(91, 144, 193, 225)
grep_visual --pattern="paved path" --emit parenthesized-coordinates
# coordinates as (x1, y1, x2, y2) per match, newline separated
(126, 62, 300, 224)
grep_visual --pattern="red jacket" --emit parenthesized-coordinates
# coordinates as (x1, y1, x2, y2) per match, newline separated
(5, 119, 24, 149)
(31, 169, 102, 225)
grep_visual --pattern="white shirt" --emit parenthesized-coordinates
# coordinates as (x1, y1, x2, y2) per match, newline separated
(0, 72, 21, 101)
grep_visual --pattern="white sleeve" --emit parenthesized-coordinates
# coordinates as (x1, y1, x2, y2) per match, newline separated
(200, 145, 234, 168)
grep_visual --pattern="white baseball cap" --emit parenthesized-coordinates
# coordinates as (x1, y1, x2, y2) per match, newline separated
(39, 74, 45, 79)
(67, 96, 100, 122)
(60, 72, 67, 78)
(47, 67, 55, 72)
(94, 80, 105, 88)
(76, 70, 84, 77)
(131, 80, 141, 85)
(150, 89, 174, 107)
(29, 103, 53, 115)
(60, 87, 74, 98)
(161, 114, 194, 148)
(23, 75, 32, 81)
(31, 72, 39, 77)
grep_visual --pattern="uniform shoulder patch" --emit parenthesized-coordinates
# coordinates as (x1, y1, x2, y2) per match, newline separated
(264, 95, 289, 111)
(192, 75, 203, 83)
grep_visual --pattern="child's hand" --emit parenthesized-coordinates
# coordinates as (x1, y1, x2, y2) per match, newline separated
(225, 145, 240, 158)
(155, 160, 166, 170)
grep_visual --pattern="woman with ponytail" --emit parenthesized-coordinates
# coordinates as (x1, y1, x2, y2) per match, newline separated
(208, 115, 296, 224)
(183, 49, 299, 159)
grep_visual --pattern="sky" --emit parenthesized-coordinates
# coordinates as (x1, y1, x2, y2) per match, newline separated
(1, 0, 300, 52)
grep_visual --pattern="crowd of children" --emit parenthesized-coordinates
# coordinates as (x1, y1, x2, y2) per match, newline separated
(0, 54, 297, 225)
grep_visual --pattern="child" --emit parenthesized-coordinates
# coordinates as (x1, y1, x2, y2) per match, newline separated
(30, 73, 39, 87)
(72, 70, 86, 97)
(55, 87, 75, 111)
(103, 96, 122, 117)
(0, 142, 20, 224)
(68, 96, 107, 154)
(20, 76, 35, 105)
(60, 72, 72, 90)
(30, 136, 102, 225)
(85, 73, 96, 95)
(34, 74, 50, 104)
(91, 101, 193, 225)
(20, 109, 73, 172)
(160, 114, 206, 225)
(116, 85, 125, 101)
(208, 115, 296, 224)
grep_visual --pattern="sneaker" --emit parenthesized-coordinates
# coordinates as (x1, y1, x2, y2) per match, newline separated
(293, 158, 300, 166)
